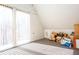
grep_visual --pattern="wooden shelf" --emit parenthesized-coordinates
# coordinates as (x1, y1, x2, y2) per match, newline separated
(74, 24, 79, 48)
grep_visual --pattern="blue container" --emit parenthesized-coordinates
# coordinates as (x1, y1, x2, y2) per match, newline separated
(64, 42, 71, 48)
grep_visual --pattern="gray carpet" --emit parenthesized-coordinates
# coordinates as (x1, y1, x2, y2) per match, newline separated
(0, 38, 79, 55)
(33, 38, 79, 55)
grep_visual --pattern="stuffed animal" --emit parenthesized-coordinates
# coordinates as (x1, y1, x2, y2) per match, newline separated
(56, 36, 62, 43)
(69, 35, 74, 43)
(63, 33, 68, 37)
(55, 32, 64, 43)
(58, 32, 64, 37)
(51, 34, 55, 41)
(51, 32, 57, 41)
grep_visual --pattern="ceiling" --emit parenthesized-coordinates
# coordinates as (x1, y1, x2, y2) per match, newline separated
(34, 4, 79, 29)
(6, 4, 35, 13)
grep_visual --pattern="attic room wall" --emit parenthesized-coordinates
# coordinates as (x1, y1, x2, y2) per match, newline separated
(34, 4, 79, 39)
(30, 13, 44, 41)
(35, 4, 79, 29)
(6, 4, 44, 41)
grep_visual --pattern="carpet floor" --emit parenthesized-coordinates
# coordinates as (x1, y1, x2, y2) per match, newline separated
(0, 38, 79, 55)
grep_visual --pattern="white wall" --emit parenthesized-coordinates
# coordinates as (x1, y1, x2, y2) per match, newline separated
(6, 4, 44, 41)
(34, 4, 79, 39)
(35, 4, 79, 29)
(30, 13, 44, 41)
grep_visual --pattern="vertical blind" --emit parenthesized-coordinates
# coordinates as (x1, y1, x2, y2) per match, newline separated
(0, 5, 30, 50)
(0, 5, 13, 47)
(16, 10, 30, 45)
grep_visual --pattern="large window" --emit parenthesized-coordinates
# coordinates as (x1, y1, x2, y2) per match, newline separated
(16, 10, 30, 45)
(0, 5, 13, 50)
(0, 5, 30, 51)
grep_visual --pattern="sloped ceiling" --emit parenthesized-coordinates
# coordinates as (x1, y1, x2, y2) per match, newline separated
(6, 4, 35, 13)
(34, 4, 79, 29)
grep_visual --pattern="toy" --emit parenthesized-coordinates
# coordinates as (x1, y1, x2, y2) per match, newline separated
(51, 32, 57, 41)
(56, 36, 62, 43)
(61, 38, 71, 48)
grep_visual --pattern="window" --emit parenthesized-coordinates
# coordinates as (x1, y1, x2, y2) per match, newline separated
(0, 5, 30, 50)
(0, 5, 13, 50)
(16, 10, 30, 45)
